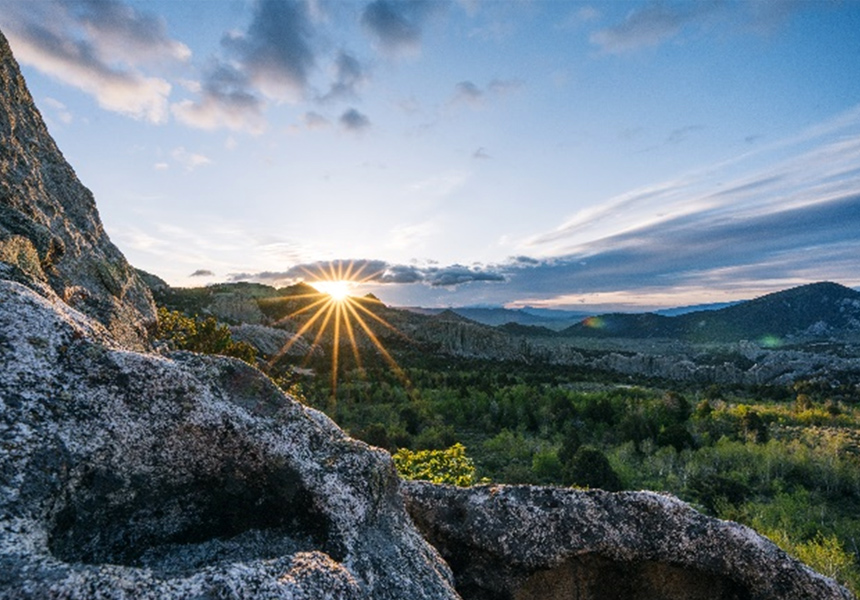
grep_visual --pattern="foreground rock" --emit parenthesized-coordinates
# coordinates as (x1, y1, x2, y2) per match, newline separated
(0, 280, 458, 599)
(0, 30, 155, 350)
(403, 481, 854, 600)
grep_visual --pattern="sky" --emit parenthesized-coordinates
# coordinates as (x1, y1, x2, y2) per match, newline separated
(2, 0, 860, 312)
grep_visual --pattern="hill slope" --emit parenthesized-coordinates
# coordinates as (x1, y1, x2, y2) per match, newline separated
(561, 282, 860, 343)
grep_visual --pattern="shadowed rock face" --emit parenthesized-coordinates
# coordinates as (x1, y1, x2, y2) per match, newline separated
(0, 30, 155, 350)
(0, 280, 458, 599)
(403, 482, 855, 600)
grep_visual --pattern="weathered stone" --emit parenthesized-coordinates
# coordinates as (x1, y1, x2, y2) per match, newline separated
(0, 280, 458, 599)
(229, 323, 320, 358)
(0, 30, 155, 350)
(402, 481, 855, 600)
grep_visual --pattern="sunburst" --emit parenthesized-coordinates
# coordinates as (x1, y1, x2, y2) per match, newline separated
(267, 260, 408, 400)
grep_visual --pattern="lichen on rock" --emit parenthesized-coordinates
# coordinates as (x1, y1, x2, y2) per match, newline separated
(0, 279, 457, 599)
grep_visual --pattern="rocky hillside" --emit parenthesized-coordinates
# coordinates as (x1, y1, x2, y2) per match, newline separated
(0, 30, 154, 350)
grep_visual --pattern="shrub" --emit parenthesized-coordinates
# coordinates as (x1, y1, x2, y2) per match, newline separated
(393, 443, 477, 487)
(156, 307, 257, 365)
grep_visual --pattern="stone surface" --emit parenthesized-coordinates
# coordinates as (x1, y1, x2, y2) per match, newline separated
(0, 30, 155, 350)
(229, 323, 320, 358)
(403, 481, 855, 600)
(0, 279, 458, 599)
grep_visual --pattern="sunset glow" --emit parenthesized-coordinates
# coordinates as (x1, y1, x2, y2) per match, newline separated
(267, 261, 407, 398)
(312, 280, 353, 301)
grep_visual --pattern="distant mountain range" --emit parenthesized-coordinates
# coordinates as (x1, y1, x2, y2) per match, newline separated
(559, 282, 860, 343)
(405, 282, 860, 344)
(402, 306, 593, 331)
(144, 276, 860, 385)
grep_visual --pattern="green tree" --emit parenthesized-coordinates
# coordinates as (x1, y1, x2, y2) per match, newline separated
(563, 446, 623, 491)
(393, 443, 477, 486)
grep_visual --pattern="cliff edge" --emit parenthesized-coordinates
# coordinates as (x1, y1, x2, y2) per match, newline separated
(0, 29, 155, 350)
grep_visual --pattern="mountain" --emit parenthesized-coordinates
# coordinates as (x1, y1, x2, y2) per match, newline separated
(654, 301, 741, 316)
(402, 306, 590, 330)
(0, 32, 155, 349)
(560, 282, 860, 343)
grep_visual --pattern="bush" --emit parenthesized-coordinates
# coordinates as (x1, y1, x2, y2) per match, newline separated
(393, 443, 477, 486)
(157, 307, 257, 365)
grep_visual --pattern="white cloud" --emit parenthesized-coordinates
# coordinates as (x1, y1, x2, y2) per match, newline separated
(171, 147, 212, 171)
(42, 96, 72, 124)
(0, 0, 187, 123)
(172, 96, 265, 134)
(7, 29, 171, 123)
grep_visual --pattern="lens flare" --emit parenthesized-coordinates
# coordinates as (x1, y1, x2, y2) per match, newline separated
(312, 279, 352, 301)
(583, 316, 605, 329)
(268, 260, 410, 399)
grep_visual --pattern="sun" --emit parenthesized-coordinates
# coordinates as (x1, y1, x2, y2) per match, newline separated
(312, 279, 352, 301)
(267, 260, 409, 400)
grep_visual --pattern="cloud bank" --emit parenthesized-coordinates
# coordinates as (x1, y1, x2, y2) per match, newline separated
(229, 259, 506, 289)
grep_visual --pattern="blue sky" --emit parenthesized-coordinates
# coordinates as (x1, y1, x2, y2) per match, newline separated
(2, 0, 860, 311)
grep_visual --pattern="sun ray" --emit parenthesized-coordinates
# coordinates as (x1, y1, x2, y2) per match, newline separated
(343, 299, 407, 380)
(285, 294, 331, 319)
(350, 298, 413, 342)
(340, 299, 363, 370)
(268, 296, 334, 367)
(266, 260, 416, 403)
(331, 300, 341, 395)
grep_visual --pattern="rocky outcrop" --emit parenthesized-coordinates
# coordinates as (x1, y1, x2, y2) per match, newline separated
(403, 481, 854, 600)
(0, 279, 458, 599)
(229, 323, 321, 358)
(0, 30, 155, 350)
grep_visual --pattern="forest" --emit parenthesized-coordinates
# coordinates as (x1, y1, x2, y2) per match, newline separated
(156, 302, 860, 593)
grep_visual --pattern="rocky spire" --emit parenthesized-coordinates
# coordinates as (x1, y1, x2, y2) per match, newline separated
(0, 29, 155, 350)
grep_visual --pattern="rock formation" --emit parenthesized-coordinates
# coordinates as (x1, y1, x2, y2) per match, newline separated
(0, 30, 154, 350)
(0, 27, 457, 599)
(403, 481, 855, 600)
(0, 279, 457, 599)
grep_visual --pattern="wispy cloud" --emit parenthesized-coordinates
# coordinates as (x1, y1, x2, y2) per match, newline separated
(590, 2, 720, 54)
(172, 0, 316, 132)
(173, 0, 372, 133)
(0, 0, 182, 122)
(318, 51, 368, 103)
(589, 1, 811, 55)
(172, 62, 265, 133)
(171, 147, 212, 171)
(221, 0, 315, 102)
(450, 78, 523, 107)
(301, 111, 331, 130)
(498, 105, 860, 308)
